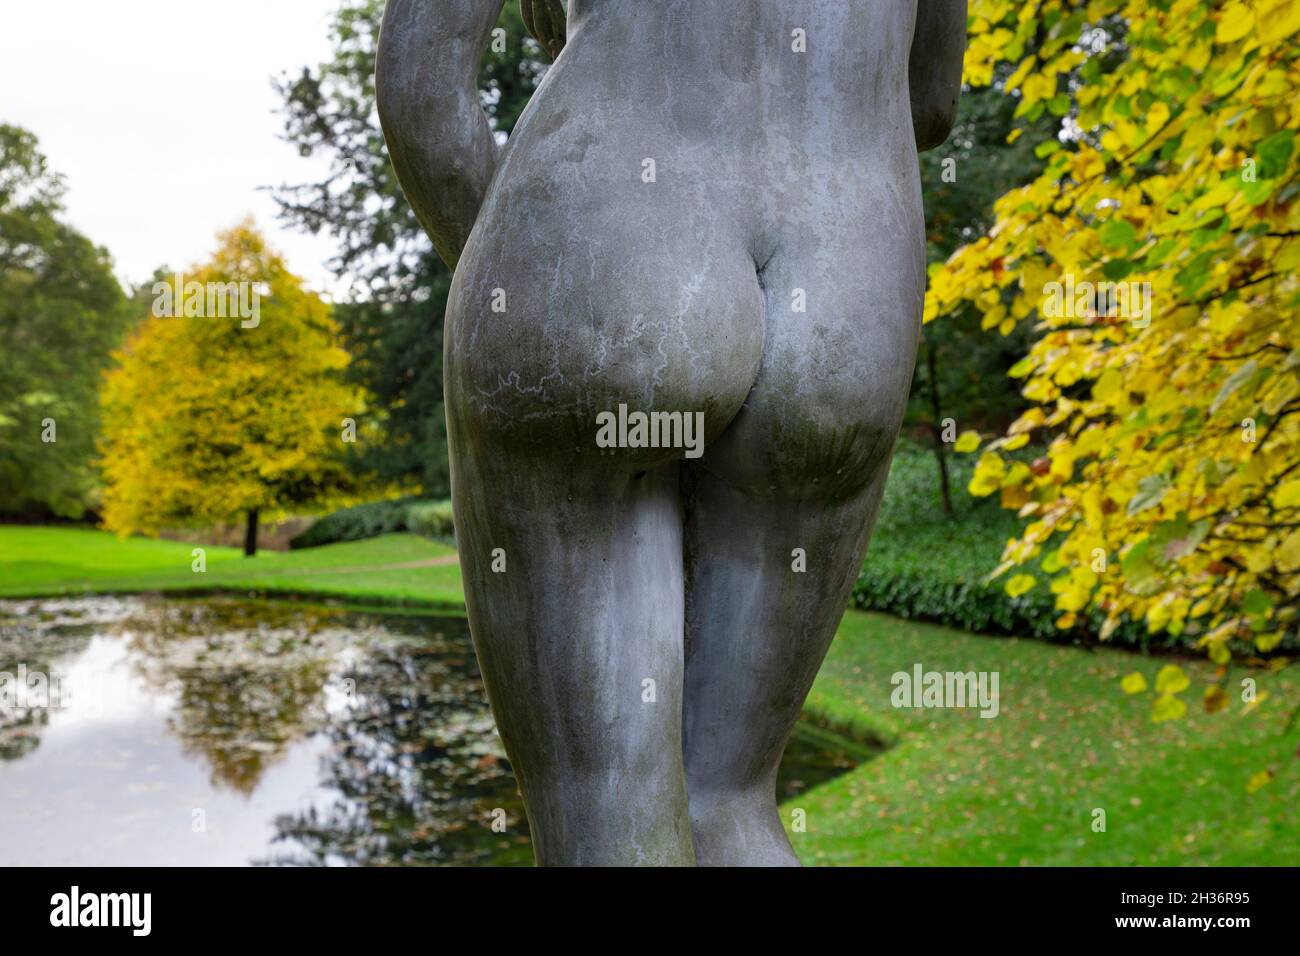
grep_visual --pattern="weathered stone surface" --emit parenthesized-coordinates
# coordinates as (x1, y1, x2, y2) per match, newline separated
(378, 0, 964, 866)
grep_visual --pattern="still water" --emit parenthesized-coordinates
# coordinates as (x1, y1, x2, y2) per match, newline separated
(0, 597, 863, 866)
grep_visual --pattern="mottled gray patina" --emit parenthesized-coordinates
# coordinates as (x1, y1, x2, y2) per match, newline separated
(377, 0, 964, 866)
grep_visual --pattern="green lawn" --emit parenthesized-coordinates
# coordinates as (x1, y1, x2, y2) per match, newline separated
(4, 524, 1296, 865)
(0, 526, 463, 608)
(790, 611, 1300, 865)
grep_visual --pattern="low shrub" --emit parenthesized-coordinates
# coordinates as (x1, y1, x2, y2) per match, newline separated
(291, 497, 454, 549)
(855, 440, 1163, 649)
(405, 499, 456, 539)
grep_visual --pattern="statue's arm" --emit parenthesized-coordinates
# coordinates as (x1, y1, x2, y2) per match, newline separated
(376, 0, 507, 269)
(909, 0, 967, 152)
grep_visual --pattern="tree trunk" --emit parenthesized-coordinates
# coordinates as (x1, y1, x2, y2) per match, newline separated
(926, 344, 954, 514)
(244, 508, 259, 557)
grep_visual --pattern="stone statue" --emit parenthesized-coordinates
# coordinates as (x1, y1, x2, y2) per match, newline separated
(376, 0, 965, 866)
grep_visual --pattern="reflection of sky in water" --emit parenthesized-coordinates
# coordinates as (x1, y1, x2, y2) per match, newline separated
(0, 597, 528, 866)
(0, 597, 862, 866)
(1, 632, 337, 866)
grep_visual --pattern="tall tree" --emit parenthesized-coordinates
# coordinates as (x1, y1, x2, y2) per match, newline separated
(273, 0, 547, 496)
(99, 223, 364, 555)
(0, 125, 130, 519)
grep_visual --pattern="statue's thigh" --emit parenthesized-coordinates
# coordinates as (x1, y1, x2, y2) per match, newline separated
(677, 220, 924, 813)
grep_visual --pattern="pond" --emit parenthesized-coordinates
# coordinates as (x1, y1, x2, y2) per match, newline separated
(0, 596, 869, 866)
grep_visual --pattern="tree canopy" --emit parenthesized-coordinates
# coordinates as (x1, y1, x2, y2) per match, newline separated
(0, 124, 130, 519)
(99, 223, 365, 553)
(931, 1, 1300, 712)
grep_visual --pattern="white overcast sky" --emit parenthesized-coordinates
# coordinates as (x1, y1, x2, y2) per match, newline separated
(1, 0, 351, 297)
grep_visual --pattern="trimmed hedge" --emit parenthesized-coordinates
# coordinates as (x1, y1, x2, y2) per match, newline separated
(291, 497, 454, 549)
(854, 440, 1162, 650)
(296, 444, 1264, 654)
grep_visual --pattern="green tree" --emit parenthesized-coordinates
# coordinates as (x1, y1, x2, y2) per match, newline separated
(274, 0, 547, 496)
(0, 124, 130, 519)
(99, 223, 365, 555)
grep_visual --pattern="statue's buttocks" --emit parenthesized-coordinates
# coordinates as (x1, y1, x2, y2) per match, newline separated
(449, 1, 926, 500)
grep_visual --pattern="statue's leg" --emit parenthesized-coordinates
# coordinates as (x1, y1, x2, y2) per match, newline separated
(443, 159, 766, 865)
(680, 469, 890, 866)
(450, 439, 697, 866)
(680, 218, 923, 866)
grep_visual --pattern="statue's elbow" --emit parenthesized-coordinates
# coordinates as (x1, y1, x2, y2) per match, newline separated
(913, 97, 958, 153)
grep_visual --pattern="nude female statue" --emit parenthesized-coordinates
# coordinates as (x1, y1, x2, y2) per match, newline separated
(376, 0, 965, 866)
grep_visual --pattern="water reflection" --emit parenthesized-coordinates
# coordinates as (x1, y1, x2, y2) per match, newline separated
(0, 597, 864, 866)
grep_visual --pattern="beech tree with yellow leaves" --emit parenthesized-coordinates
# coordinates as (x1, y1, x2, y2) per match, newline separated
(99, 224, 364, 555)
(931, 1, 1300, 721)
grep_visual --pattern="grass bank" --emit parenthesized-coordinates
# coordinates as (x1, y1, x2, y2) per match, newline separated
(0, 527, 463, 608)
(789, 611, 1299, 865)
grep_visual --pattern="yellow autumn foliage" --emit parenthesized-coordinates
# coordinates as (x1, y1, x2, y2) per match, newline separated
(99, 223, 365, 536)
(942, 1, 1300, 667)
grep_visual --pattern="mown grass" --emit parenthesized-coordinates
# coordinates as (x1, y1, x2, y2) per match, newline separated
(0, 527, 463, 608)
(790, 610, 1300, 865)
